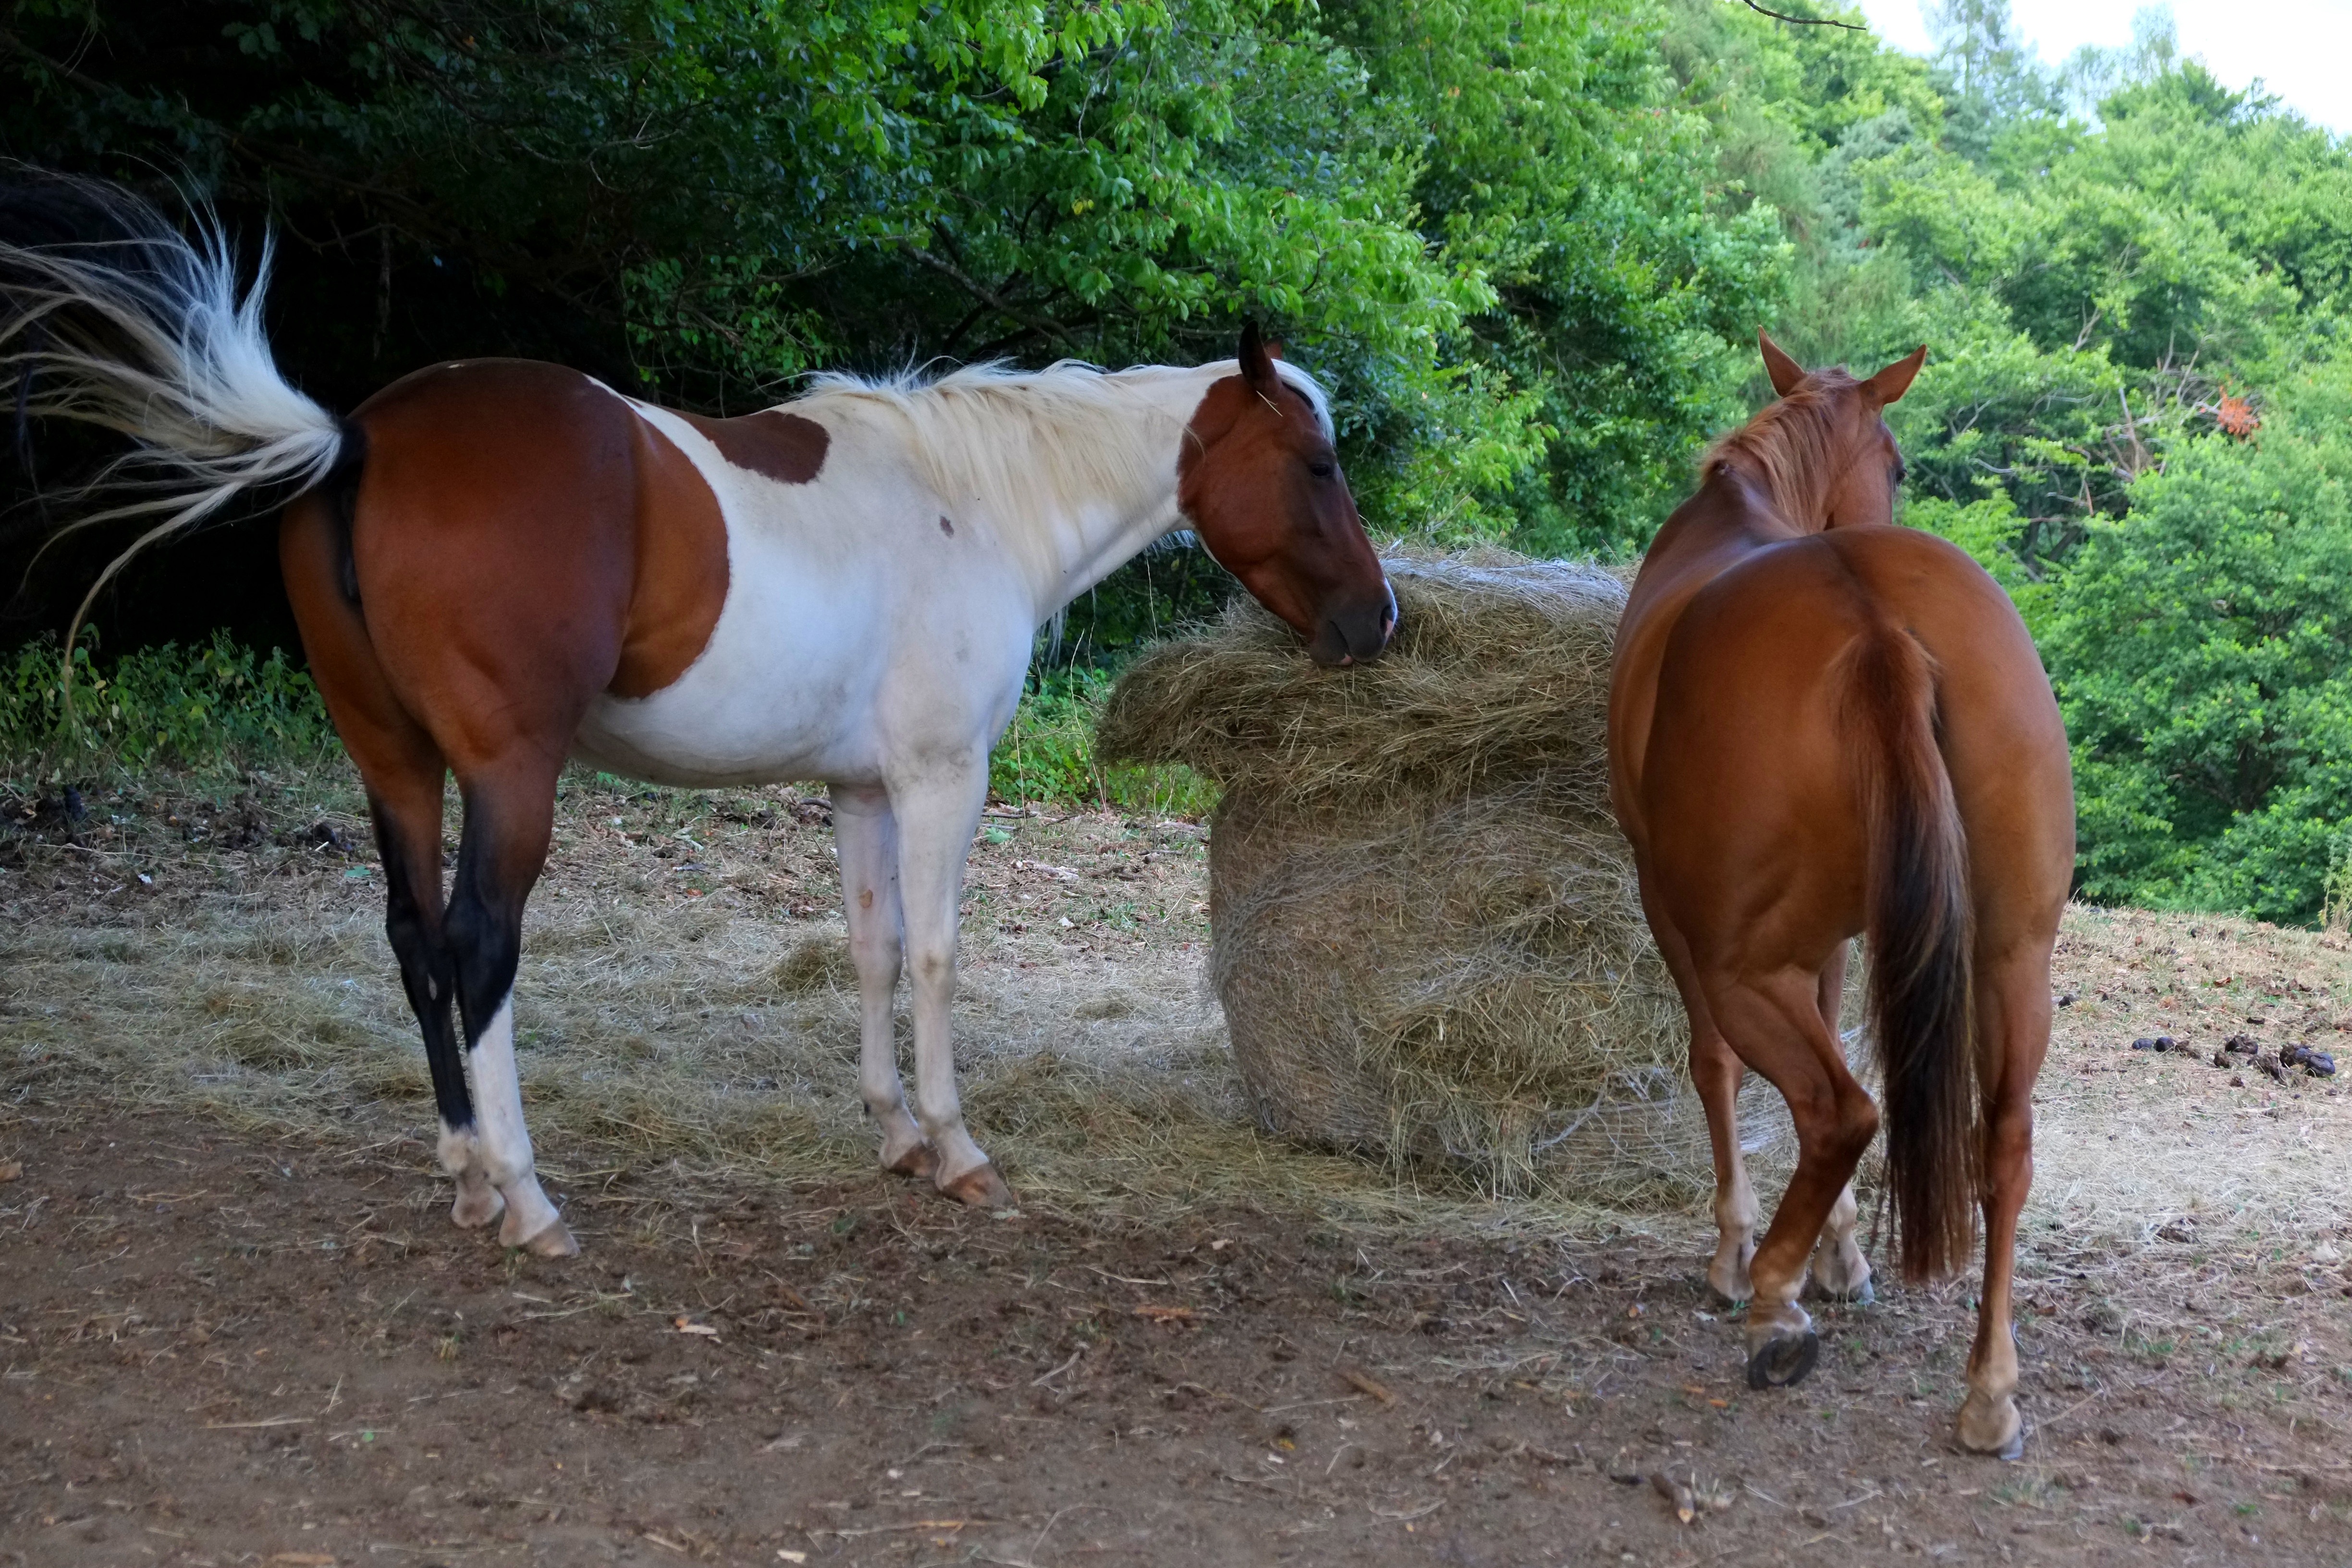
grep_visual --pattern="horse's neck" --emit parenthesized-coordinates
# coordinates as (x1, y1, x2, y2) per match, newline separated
(1657, 465, 1811, 564)
(1626, 466, 1812, 635)
(1005, 367, 1221, 623)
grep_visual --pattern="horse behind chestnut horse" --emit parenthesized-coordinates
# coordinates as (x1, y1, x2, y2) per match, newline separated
(1, 181, 1393, 1255)
(1608, 333, 2074, 1457)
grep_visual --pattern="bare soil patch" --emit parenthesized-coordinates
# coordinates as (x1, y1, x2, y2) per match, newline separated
(4, 772, 2352, 1564)
(6, 1109, 2352, 1568)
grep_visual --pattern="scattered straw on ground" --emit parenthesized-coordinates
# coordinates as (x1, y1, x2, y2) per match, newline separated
(0, 766, 1686, 1237)
(3, 760, 2348, 1258)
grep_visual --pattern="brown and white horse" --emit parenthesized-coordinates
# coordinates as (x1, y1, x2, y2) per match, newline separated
(1608, 334, 2074, 1457)
(2, 187, 1394, 1255)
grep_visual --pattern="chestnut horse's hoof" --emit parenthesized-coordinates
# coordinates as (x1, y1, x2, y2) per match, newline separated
(938, 1162, 1017, 1210)
(1745, 1329, 1820, 1390)
(885, 1141, 941, 1182)
(1807, 1275, 1875, 1306)
(1957, 1391, 2025, 1458)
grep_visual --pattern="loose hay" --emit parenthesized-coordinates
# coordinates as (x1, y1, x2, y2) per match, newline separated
(1100, 554, 1787, 1201)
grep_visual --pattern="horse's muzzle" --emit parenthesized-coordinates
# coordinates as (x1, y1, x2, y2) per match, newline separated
(1310, 579, 1399, 668)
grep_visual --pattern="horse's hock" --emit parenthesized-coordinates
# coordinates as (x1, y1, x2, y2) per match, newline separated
(1101, 554, 1788, 1204)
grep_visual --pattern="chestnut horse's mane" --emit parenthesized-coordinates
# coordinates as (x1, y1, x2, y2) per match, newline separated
(1703, 367, 1865, 529)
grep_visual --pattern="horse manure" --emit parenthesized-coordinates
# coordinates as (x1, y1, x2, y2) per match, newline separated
(2278, 1042, 2336, 1076)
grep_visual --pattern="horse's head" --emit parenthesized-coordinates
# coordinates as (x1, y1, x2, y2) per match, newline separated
(1179, 324, 1395, 667)
(1758, 331, 1926, 530)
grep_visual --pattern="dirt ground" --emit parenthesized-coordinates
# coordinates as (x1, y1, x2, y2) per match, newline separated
(6, 773, 2352, 1565)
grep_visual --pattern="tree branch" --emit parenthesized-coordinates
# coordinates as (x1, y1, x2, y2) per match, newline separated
(1739, 2, 1867, 31)
(905, 244, 1083, 356)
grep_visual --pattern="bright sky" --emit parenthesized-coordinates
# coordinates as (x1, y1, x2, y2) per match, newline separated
(1849, 0, 2352, 134)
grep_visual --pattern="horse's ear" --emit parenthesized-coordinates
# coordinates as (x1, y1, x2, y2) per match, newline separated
(1865, 345, 1928, 405)
(1759, 330, 1806, 398)
(1239, 320, 1280, 389)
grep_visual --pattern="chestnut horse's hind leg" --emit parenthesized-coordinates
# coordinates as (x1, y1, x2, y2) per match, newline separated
(1634, 887, 1759, 1302)
(1706, 966, 1880, 1391)
(1806, 943, 1874, 1305)
(831, 785, 936, 1179)
(1956, 944, 2053, 1458)
(440, 756, 576, 1258)
(1690, 1027, 1759, 1304)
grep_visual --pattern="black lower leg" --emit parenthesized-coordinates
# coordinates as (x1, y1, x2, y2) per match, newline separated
(444, 799, 528, 1050)
(371, 797, 470, 1130)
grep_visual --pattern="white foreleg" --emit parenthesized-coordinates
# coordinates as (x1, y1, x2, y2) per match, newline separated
(890, 759, 1010, 1206)
(832, 784, 934, 1176)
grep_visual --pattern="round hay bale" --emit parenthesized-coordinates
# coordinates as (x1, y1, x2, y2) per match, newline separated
(1100, 554, 1787, 1203)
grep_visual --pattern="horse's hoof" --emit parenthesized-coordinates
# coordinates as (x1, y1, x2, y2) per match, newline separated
(1706, 1284, 1750, 1311)
(938, 1162, 1017, 1210)
(1745, 1329, 1820, 1390)
(450, 1181, 505, 1229)
(885, 1142, 941, 1181)
(1957, 1394, 2025, 1458)
(512, 1217, 580, 1260)
(1809, 1275, 1875, 1306)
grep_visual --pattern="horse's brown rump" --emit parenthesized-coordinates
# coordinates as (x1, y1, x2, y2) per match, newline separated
(1641, 525, 2071, 973)
(326, 360, 735, 746)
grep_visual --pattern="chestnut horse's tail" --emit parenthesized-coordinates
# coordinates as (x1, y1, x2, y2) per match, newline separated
(0, 173, 350, 663)
(1845, 619, 1980, 1283)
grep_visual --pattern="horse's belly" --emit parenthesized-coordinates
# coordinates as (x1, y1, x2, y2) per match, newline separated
(573, 577, 884, 788)
(571, 690, 867, 787)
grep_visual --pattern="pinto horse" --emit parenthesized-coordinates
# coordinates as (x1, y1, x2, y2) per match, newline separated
(2, 184, 1395, 1255)
(1608, 334, 2074, 1458)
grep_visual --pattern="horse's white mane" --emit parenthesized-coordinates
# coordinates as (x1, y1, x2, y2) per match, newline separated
(790, 356, 1333, 597)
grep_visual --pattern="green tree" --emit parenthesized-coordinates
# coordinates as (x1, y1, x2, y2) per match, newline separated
(2044, 351, 2352, 922)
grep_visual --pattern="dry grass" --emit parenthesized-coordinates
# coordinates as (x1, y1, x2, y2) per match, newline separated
(1099, 553, 1626, 814)
(0, 766, 1695, 1236)
(3, 761, 2349, 1260)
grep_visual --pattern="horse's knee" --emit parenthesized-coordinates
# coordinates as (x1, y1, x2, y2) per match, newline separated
(1831, 1094, 1880, 1164)
(1787, 1083, 1877, 1165)
(906, 946, 954, 992)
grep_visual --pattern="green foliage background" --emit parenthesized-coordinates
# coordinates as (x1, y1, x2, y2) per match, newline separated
(4, 0, 2352, 918)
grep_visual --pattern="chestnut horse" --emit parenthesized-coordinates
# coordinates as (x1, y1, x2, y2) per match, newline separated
(2, 184, 1394, 1255)
(1608, 334, 2074, 1457)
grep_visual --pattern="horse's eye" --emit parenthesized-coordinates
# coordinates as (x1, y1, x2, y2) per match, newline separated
(1309, 459, 1335, 479)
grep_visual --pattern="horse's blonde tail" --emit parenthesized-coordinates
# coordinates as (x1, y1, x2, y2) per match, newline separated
(1, 176, 345, 667)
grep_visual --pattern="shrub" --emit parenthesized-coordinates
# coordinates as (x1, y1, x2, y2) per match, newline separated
(991, 667, 1217, 817)
(1, 633, 339, 780)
